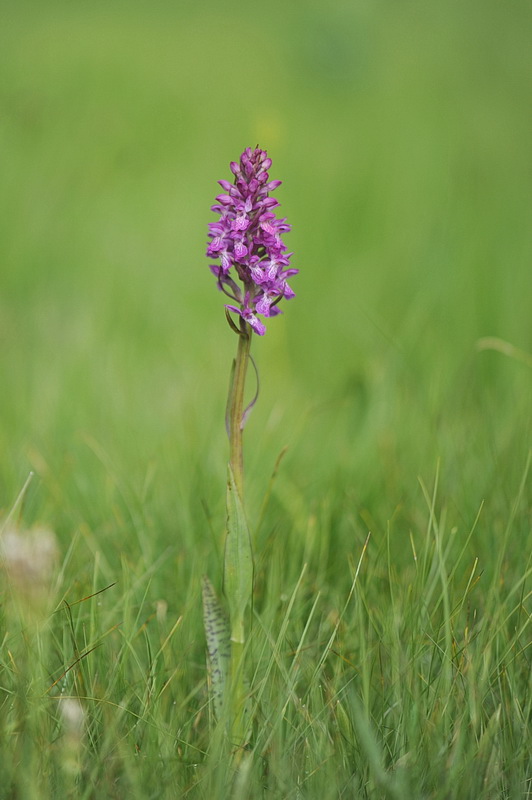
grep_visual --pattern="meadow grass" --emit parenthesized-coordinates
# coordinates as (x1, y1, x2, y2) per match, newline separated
(1, 0, 531, 797)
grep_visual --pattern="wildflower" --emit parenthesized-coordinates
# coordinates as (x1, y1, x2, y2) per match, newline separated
(207, 147, 297, 335)
(203, 147, 298, 747)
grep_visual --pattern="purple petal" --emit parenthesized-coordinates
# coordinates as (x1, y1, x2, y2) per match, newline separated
(246, 314, 266, 335)
(283, 284, 296, 300)
(215, 194, 233, 206)
(225, 304, 266, 336)
(234, 240, 248, 259)
(255, 294, 273, 316)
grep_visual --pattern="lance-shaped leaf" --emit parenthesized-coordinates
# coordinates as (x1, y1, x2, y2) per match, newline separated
(201, 575, 231, 720)
(223, 464, 253, 644)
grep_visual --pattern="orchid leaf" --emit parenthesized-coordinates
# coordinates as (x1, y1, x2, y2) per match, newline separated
(201, 575, 231, 721)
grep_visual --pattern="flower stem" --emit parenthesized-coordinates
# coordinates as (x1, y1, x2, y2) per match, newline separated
(228, 320, 252, 498)
(225, 318, 253, 749)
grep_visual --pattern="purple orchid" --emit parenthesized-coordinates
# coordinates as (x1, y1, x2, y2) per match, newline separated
(207, 147, 297, 335)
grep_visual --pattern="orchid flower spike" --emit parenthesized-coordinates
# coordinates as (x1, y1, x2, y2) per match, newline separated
(207, 147, 298, 335)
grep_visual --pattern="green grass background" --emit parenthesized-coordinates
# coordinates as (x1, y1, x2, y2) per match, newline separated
(0, 0, 531, 797)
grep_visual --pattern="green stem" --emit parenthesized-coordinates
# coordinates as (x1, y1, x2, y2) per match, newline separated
(228, 321, 252, 499)
(229, 638, 246, 750)
(225, 319, 252, 749)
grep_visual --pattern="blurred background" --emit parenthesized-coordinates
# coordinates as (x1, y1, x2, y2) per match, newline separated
(1, 0, 531, 580)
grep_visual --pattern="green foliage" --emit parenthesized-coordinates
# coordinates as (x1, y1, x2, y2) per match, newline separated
(0, 0, 531, 797)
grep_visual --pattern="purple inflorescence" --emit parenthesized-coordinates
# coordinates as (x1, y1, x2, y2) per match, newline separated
(207, 147, 297, 335)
